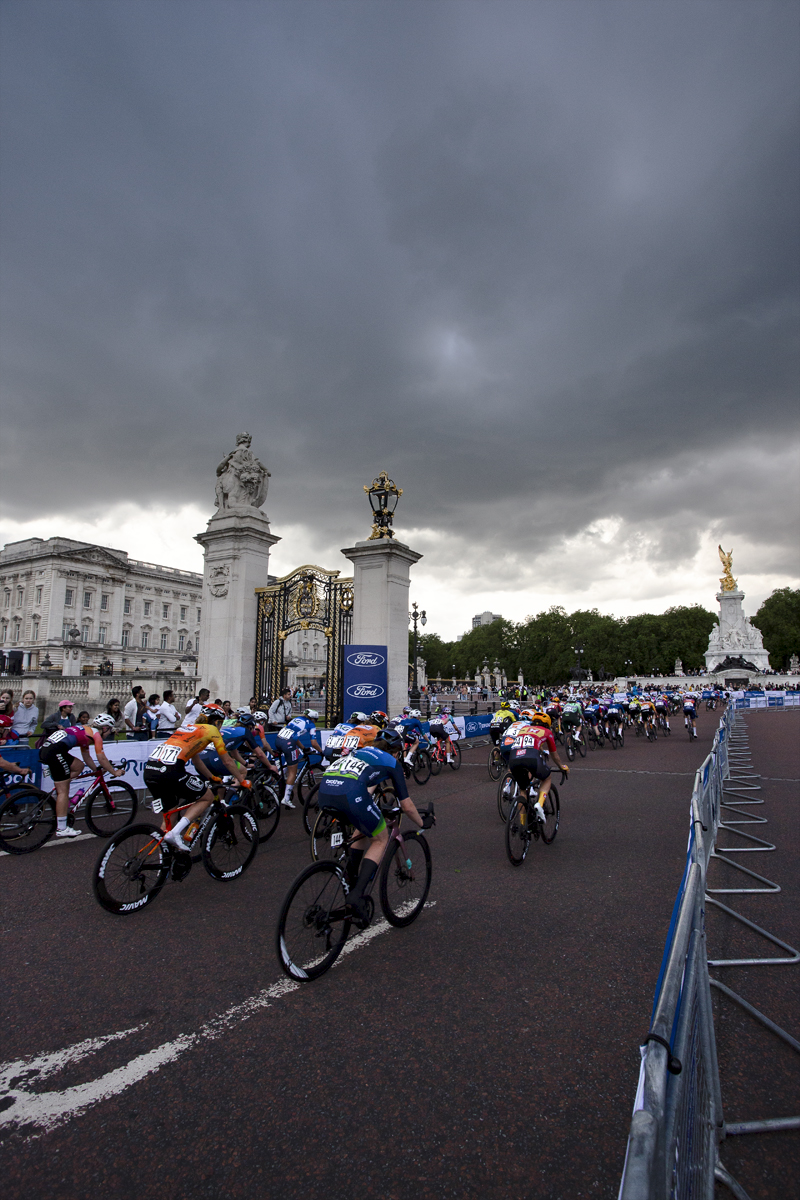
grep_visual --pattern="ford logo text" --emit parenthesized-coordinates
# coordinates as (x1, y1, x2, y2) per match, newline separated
(346, 652, 386, 668)
(346, 683, 385, 699)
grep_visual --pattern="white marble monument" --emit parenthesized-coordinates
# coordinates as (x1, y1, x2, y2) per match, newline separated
(196, 434, 279, 702)
(705, 546, 770, 673)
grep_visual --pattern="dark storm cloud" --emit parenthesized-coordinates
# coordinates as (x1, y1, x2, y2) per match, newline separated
(1, 0, 798, 583)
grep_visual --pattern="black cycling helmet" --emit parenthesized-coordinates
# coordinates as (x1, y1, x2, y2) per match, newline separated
(236, 712, 256, 728)
(370, 710, 389, 729)
(374, 728, 402, 755)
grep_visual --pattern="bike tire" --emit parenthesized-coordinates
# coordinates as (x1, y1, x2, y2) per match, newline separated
(84, 780, 138, 838)
(295, 764, 317, 808)
(411, 750, 432, 786)
(448, 742, 461, 771)
(93, 823, 169, 914)
(505, 800, 530, 866)
(249, 779, 281, 842)
(540, 784, 560, 844)
(276, 860, 351, 981)
(311, 808, 351, 863)
(379, 831, 432, 926)
(617, 727, 624, 748)
(497, 770, 515, 823)
(577, 732, 587, 757)
(201, 804, 258, 880)
(429, 750, 442, 776)
(487, 745, 502, 781)
(302, 780, 321, 837)
(565, 739, 575, 762)
(609, 730, 617, 750)
(0, 787, 56, 854)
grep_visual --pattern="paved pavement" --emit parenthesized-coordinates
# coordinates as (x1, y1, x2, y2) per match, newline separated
(1, 710, 796, 1199)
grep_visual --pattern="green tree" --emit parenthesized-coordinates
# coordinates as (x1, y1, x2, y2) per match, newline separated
(752, 588, 800, 668)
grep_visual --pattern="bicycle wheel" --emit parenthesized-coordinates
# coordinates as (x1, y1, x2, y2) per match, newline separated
(487, 745, 503, 781)
(577, 730, 587, 757)
(202, 804, 258, 880)
(0, 788, 56, 854)
(448, 743, 461, 771)
(250, 780, 281, 842)
(84, 780, 138, 838)
(505, 800, 530, 866)
(609, 729, 617, 750)
(93, 823, 169, 913)
(617, 726, 624, 748)
(311, 807, 351, 863)
(302, 780, 321, 837)
(565, 737, 575, 762)
(540, 784, 560, 844)
(411, 750, 431, 786)
(379, 831, 432, 926)
(647, 724, 657, 742)
(497, 770, 515, 822)
(429, 748, 442, 776)
(276, 860, 351, 981)
(295, 763, 318, 808)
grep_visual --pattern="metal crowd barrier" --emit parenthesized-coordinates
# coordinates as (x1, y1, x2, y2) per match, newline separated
(619, 706, 800, 1200)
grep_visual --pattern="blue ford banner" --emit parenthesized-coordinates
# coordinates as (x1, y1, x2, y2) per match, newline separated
(342, 645, 388, 712)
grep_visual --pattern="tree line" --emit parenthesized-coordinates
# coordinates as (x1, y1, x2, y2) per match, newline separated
(409, 589, 800, 687)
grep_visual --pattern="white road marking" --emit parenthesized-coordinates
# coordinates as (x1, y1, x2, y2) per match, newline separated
(0, 901, 436, 1139)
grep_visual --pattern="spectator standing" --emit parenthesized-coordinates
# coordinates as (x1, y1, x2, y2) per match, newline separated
(146, 694, 161, 737)
(123, 687, 148, 740)
(156, 689, 180, 737)
(0, 691, 14, 720)
(267, 688, 293, 731)
(221, 701, 237, 728)
(181, 688, 210, 728)
(12, 690, 39, 740)
(42, 699, 76, 738)
(105, 697, 126, 739)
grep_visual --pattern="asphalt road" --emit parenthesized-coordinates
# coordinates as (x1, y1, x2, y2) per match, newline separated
(1, 709, 797, 1199)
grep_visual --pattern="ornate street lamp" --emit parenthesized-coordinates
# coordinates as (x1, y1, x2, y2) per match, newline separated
(364, 471, 402, 540)
(571, 642, 586, 680)
(409, 601, 426, 703)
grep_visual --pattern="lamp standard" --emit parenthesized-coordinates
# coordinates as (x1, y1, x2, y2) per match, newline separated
(409, 602, 426, 703)
(364, 471, 402, 539)
(571, 642, 585, 680)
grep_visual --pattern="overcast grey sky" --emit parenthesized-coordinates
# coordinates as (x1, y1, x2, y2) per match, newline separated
(1, 0, 798, 637)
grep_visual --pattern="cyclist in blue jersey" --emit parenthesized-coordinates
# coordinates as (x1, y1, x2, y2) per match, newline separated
(392, 707, 427, 765)
(275, 710, 323, 808)
(197, 712, 279, 781)
(316, 727, 433, 925)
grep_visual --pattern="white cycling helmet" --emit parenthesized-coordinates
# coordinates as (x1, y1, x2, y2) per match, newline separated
(253, 711, 269, 723)
(92, 713, 116, 730)
(305, 709, 319, 720)
(410, 709, 422, 719)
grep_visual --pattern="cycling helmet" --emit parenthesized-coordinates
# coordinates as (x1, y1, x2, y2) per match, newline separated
(500, 700, 511, 710)
(409, 709, 422, 719)
(253, 711, 269, 723)
(347, 711, 369, 725)
(199, 703, 225, 724)
(91, 713, 116, 731)
(305, 709, 319, 720)
(532, 711, 552, 727)
(374, 728, 403, 755)
(402, 706, 411, 716)
(237, 712, 256, 728)
(370, 710, 388, 729)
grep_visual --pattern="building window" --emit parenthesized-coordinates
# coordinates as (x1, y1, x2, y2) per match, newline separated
(180, 606, 187, 622)
(162, 604, 169, 620)
(83, 591, 92, 608)
(3, 590, 9, 608)
(12, 621, 21, 642)
(62, 623, 70, 640)
(313, 644, 319, 660)
(31, 620, 39, 641)
(35, 586, 42, 605)
(16, 587, 24, 606)
(178, 634, 185, 652)
(65, 588, 74, 606)
(99, 626, 106, 644)
(141, 631, 149, 649)
(0, 624, 6, 643)
(101, 594, 109, 610)
(123, 597, 132, 615)
(121, 629, 130, 649)
(160, 632, 168, 650)
(197, 608, 201, 622)
(143, 601, 152, 617)
(81, 624, 90, 643)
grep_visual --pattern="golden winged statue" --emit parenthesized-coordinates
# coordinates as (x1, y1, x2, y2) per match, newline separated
(718, 545, 737, 592)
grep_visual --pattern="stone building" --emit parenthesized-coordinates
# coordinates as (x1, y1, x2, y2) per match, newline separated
(0, 537, 203, 676)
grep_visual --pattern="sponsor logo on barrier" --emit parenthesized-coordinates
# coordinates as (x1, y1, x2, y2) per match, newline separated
(345, 682, 385, 699)
(346, 651, 385, 668)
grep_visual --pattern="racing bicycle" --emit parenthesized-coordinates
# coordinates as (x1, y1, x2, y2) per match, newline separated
(0, 762, 137, 854)
(92, 785, 258, 914)
(505, 770, 565, 866)
(276, 796, 434, 981)
(428, 737, 461, 774)
(563, 725, 587, 761)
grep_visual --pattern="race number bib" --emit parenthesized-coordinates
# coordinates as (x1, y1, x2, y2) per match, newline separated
(342, 734, 361, 750)
(150, 742, 181, 766)
(326, 734, 344, 751)
(46, 729, 67, 744)
(327, 754, 369, 779)
(277, 727, 294, 741)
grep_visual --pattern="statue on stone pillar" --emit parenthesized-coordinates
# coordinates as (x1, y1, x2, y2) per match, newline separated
(215, 433, 270, 512)
(718, 545, 737, 592)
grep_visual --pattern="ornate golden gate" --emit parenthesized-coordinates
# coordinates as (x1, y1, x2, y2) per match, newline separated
(254, 565, 354, 728)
